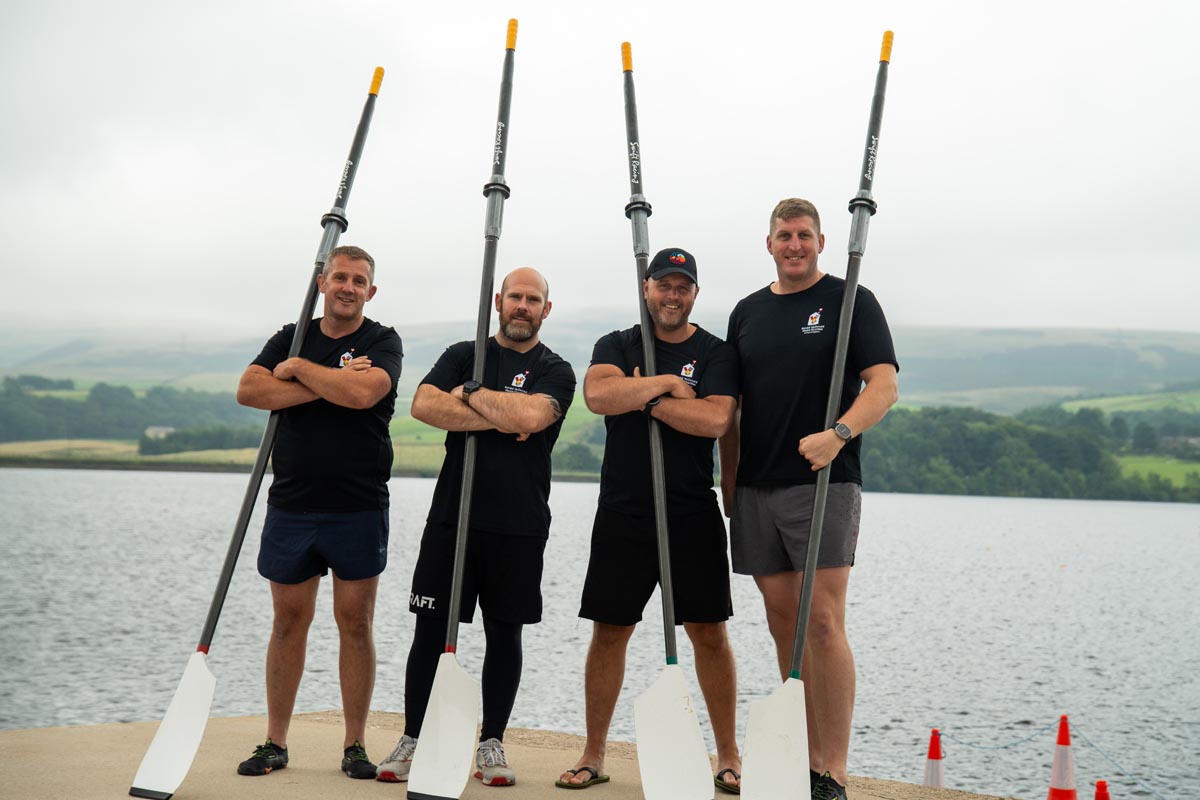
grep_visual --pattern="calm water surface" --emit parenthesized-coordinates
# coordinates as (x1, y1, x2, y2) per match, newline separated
(0, 468, 1196, 799)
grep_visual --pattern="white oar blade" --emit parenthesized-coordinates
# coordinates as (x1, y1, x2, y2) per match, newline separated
(634, 663, 713, 800)
(130, 651, 217, 799)
(407, 652, 480, 800)
(741, 677, 809, 800)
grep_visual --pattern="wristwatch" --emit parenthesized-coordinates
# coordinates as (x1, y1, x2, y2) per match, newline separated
(462, 380, 482, 405)
(643, 395, 663, 416)
(833, 422, 853, 442)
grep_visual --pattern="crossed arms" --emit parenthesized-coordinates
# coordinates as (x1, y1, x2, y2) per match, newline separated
(583, 364, 735, 439)
(412, 382, 563, 439)
(237, 356, 392, 411)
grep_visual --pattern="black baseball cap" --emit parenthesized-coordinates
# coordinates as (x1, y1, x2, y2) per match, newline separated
(645, 247, 697, 283)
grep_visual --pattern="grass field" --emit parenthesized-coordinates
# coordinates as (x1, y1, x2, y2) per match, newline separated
(0, 439, 259, 468)
(1064, 390, 1200, 414)
(1118, 455, 1200, 486)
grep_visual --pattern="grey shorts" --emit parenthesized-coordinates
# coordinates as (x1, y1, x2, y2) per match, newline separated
(730, 484, 862, 575)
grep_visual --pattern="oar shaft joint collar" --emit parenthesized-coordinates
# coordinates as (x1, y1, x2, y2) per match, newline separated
(624, 197, 652, 220)
(847, 193, 877, 216)
(320, 209, 349, 232)
(482, 180, 511, 199)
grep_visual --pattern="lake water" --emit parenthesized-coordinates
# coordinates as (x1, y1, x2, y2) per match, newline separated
(0, 468, 1196, 799)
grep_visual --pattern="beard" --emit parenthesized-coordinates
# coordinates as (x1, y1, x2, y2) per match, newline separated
(645, 298, 690, 333)
(500, 311, 541, 342)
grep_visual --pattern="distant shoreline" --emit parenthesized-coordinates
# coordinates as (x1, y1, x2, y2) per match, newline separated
(0, 457, 601, 483)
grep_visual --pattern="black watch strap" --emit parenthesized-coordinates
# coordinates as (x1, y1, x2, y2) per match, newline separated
(643, 395, 663, 415)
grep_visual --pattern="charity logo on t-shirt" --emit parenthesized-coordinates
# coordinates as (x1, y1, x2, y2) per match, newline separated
(505, 370, 532, 393)
(803, 309, 825, 335)
(680, 360, 699, 387)
(339, 349, 355, 367)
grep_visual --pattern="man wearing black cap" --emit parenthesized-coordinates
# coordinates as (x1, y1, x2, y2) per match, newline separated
(557, 248, 742, 792)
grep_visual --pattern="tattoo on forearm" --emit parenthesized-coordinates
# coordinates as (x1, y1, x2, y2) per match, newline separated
(546, 395, 563, 419)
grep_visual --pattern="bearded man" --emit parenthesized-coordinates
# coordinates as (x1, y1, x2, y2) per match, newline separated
(377, 267, 576, 788)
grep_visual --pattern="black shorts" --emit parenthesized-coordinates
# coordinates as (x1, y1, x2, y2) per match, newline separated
(579, 503, 733, 626)
(257, 505, 389, 584)
(408, 522, 546, 625)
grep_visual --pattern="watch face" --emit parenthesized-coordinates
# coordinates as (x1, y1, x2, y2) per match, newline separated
(463, 380, 480, 393)
(834, 423, 852, 441)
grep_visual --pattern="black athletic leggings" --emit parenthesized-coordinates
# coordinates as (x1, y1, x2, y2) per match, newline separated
(403, 614, 524, 742)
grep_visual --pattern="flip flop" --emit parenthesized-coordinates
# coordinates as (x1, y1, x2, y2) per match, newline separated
(555, 766, 611, 789)
(715, 767, 742, 794)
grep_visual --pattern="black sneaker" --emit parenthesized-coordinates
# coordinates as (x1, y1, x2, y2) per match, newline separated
(812, 771, 848, 800)
(342, 740, 377, 779)
(237, 739, 288, 776)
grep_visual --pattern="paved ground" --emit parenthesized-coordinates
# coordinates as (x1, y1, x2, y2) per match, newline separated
(0, 710, 1016, 799)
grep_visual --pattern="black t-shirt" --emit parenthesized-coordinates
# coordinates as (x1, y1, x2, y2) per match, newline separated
(592, 325, 739, 516)
(423, 338, 576, 538)
(726, 276, 898, 487)
(251, 317, 403, 511)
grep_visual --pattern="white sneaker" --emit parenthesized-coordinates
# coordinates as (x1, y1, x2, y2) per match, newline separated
(376, 734, 417, 782)
(474, 737, 516, 786)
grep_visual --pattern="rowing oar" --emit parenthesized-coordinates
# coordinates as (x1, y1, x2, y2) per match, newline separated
(620, 41, 715, 800)
(128, 67, 385, 800)
(406, 19, 519, 800)
(740, 32, 893, 800)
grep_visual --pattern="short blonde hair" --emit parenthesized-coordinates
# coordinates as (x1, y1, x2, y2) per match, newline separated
(769, 198, 821, 236)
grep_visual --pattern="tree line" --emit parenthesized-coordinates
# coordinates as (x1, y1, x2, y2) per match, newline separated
(861, 405, 1200, 502)
(3, 376, 1197, 502)
(0, 377, 262, 442)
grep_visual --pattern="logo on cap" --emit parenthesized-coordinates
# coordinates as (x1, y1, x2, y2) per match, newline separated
(669, 252, 687, 264)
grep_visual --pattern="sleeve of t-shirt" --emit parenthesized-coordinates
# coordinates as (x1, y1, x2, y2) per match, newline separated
(849, 288, 900, 374)
(536, 356, 578, 416)
(725, 305, 745, 381)
(589, 330, 630, 372)
(421, 342, 472, 392)
(699, 339, 739, 399)
(366, 327, 404, 386)
(249, 324, 296, 371)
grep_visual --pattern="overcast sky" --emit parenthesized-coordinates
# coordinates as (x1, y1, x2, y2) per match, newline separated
(4, 0, 1199, 342)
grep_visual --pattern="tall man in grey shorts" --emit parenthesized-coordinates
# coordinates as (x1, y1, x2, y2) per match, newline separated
(558, 248, 741, 792)
(720, 200, 898, 800)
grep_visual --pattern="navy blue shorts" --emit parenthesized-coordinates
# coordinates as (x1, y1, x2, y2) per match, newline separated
(257, 505, 389, 584)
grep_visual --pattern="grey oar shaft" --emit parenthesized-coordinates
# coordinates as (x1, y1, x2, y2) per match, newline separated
(621, 45, 677, 664)
(446, 24, 518, 651)
(199, 69, 384, 651)
(791, 35, 892, 678)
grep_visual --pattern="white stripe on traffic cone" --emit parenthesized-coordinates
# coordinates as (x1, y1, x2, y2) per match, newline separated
(923, 728, 944, 788)
(1047, 715, 1077, 800)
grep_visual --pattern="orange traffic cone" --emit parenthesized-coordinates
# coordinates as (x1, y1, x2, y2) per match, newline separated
(1047, 715, 1077, 800)
(923, 728, 944, 787)
(1094, 780, 1111, 800)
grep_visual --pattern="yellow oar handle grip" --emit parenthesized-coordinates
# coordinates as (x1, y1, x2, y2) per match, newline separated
(507, 18, 518, 50)
(622, 41, 632, 72)
(369, 66, 384, 96)
(880, 30, 894, 63)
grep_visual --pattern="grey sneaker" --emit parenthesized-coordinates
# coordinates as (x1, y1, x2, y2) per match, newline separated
(474, 737, 516, 786)
(377, 734, 417, 782)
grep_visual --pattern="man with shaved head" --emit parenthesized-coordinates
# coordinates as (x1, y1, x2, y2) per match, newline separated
(378, 267, 576, 788)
